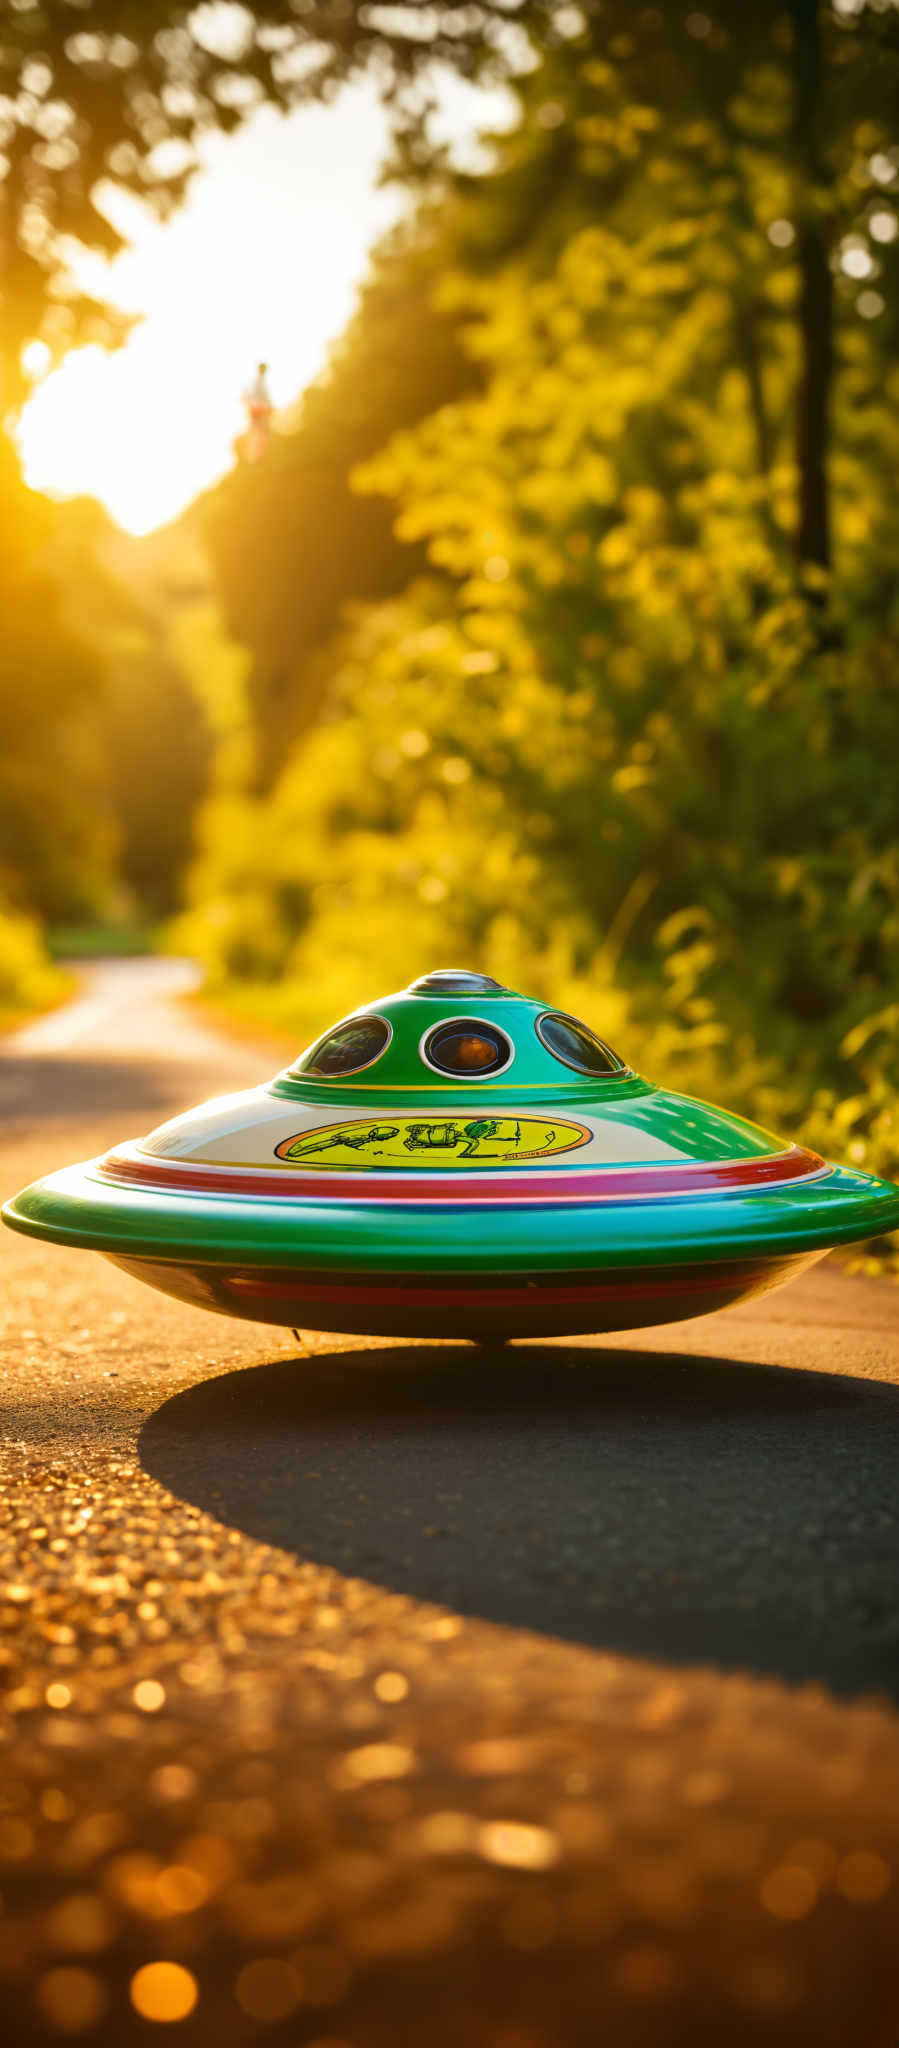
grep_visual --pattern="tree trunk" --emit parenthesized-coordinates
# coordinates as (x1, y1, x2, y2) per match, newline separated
(790, 0, 833, 583)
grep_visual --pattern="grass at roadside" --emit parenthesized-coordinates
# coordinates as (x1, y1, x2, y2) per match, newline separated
(47, 921, 160, 960)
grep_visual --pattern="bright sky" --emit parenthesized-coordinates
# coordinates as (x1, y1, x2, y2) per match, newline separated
(16, 78, 496, 536)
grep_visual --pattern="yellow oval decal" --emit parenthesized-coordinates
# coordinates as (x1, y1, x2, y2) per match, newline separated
(275, 1115, 590, 1170)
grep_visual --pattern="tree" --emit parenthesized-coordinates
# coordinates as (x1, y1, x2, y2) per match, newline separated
(203, 216, 477, 785)
(44, 496, 213, 916)
(3, 4, 897, 578)
(0, 438, 113, 920)
(179, 14, 899, 1204)
(0, 460, 213, 928)
(0, 0, 520, 411)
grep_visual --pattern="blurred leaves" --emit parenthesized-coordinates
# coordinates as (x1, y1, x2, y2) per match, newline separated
(202, 224, 477, 788)
(0, 902, 66, 1026)
(176, 10, 899, 1259)
(0, 445, 214, 983)
(0, 436, 113, 925)
(3, 4, 899, 1275)
(0, 0, 586, 410)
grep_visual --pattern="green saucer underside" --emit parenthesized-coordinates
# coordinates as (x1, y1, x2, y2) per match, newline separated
(4, 1158, 899, 1272)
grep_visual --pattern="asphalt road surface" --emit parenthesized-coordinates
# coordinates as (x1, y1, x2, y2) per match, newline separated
(2, 959, 899, 2048)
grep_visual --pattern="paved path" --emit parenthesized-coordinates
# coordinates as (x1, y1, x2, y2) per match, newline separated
(1, 960, 899, 2046)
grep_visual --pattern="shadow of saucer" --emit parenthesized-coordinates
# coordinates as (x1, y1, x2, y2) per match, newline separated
(140, 1343, 899, 1697)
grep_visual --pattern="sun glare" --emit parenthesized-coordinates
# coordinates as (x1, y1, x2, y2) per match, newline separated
(16, 88, 403, 535)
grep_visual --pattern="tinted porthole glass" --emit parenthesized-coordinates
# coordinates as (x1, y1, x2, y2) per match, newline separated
(536, 1013, 624, 1075)
(297, 1015, 391, 1077)
(423, 1019, 512, 1077)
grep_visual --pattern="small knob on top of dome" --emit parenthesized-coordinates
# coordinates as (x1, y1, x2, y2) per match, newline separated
(409, 969, 507, 995)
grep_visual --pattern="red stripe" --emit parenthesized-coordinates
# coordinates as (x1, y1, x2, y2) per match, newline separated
(224, 1259, 792, 1309)
(100, 1146, 825, 1204)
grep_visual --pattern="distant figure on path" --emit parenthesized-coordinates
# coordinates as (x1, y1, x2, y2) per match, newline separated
(243, 360, 273, 462)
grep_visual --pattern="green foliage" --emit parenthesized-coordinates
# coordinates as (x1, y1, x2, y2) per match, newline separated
(203, 224, 477, 787)
(46, 921, 156, 960)
(4, 5, 897, 1252)
(0, 453, 214, 1012)
(0, 0, 555, 409)
(0, 900, 66, 1026)
(181, 16, 899, 1271)
(0, 441, 114, 925)
(44, 501, 214, 918)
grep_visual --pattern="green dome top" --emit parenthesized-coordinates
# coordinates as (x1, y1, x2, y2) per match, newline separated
(274, 971, 632, 1107)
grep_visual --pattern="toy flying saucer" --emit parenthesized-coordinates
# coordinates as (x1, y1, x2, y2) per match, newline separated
(4, 970, 898, 1340)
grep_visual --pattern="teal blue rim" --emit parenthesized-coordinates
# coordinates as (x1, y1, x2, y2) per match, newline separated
(3, 1157, 899, 1274)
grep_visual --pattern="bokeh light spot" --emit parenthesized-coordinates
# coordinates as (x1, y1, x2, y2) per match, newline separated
(149, 1765, 197, 1804)
(331, 1742, 417, 1788)
(760, 1863, 818, 1920)
(440, 755, 472, 784)
(37, 1966, 107, 2034)
(414, 1810, 477, 1857)
(0, 1816, 35, 1860)
(133, 1680, 166, 1713)
(235, 1957, 301, 2021)
(46, 1892, 116, 1955)
(373, 1671, 409, 1703)
(41, 1789, 75, 1823)
(837, 1850, 891, 1904)
(399, 728, 429, 759)
(477, 1821, 560, 1871)
(130, 1961, 198, 2022)
(841, 244, 874, 279)
(153, 1864, 211, 1916)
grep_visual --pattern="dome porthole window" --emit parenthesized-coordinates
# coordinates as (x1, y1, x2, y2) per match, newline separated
(536, 1012, 625, 1076)
(421, 1018, 514, 1078)
(294, 1015, 392, 1078)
